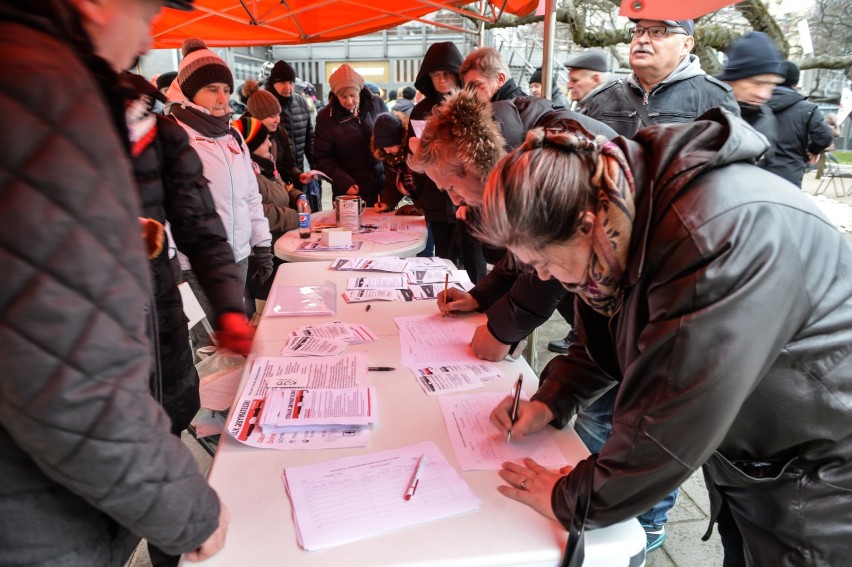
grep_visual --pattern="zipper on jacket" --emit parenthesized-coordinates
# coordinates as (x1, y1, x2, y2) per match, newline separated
(643, 91, 650, 105)
(214, 140, 238, 252)
(607, 296, 624, 342)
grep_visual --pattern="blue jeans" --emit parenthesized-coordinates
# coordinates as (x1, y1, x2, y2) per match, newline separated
(417, 223, 435, 257)
(574, 387, 679, 527)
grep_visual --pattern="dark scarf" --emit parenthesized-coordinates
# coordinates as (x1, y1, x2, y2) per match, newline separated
(251, 154, 277, 179)
(166, 104, 232, 138)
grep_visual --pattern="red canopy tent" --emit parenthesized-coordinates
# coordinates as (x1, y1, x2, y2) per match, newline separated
(151, 0, 539, 48)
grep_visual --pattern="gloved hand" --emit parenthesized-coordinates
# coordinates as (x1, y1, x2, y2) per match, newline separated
(215, 312, 255, 355)
(251, 246, 274, 287)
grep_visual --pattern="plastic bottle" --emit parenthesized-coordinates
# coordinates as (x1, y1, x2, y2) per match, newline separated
(297, 194, 311, 239)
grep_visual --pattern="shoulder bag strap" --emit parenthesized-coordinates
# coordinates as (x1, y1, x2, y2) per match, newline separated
(621, 80, 657, 127)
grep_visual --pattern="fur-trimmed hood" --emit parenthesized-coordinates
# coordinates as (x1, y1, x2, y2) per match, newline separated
(411, 86, 506, 179)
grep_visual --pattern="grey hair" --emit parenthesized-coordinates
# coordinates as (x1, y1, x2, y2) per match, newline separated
(460, 47, 510, 81)
(476, 128, 603, 252)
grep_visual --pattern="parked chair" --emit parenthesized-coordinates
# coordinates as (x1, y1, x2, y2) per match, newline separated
(814, 153, 848, 198)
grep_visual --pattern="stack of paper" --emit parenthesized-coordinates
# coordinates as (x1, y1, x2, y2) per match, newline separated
(260, 387, 376, 432)
(226, 354, 373, 450)
(283, 441, 480, 550)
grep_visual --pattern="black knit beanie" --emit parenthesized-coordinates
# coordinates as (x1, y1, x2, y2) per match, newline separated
(268, 60, 297, 84)
(716, 32, 784, 82)
(373, 113, 405, 148)
(529, 67, 543, 85)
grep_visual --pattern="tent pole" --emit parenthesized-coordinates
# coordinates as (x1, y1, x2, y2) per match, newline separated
(541, 0, 555, 100)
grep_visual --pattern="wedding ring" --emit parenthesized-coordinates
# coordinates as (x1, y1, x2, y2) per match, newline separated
(520, 479, 528, 491)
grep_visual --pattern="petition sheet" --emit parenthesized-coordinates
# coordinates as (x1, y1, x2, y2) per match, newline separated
(283, 441, 480, 550)
(395, 313, 481, 367)
(438, 392, 568, 470)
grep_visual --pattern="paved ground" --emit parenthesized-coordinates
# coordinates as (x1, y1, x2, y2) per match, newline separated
(129, 171, 851, 566)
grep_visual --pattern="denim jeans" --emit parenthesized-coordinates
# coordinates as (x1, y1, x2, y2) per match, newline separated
(574, 387, 679, 527)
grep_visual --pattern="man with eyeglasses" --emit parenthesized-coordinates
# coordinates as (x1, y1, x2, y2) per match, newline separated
(583, 18, 739, 138)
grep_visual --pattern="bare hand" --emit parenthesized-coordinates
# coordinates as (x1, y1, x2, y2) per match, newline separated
(497, 458, 569, 520)
(346, 184, 359, 195)
(470, 325, 510, 361)
(299, 172, 313, 185)
(807, 151, 819, 165)
(183, 503, 230, 562)
(437, 288, 478, 317)
(489, 398, 553, 442)
(374, 202, 389, 212)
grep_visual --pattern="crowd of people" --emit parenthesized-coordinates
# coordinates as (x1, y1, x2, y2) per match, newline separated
(2, 1, 850, 566)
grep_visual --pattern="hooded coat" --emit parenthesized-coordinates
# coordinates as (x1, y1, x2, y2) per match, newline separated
(409, 42, 466, 234)
(766, 86, 834, 187)
(537, 109, 852, 565)
(0, 2, 220, 563)
(313, 87, 388, 205)
(583, 54, 740, 138)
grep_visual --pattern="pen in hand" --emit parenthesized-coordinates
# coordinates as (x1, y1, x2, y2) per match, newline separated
(507, 374, 523, 443)
(441, 273, 449, 317)
(404, 454, 425, 501)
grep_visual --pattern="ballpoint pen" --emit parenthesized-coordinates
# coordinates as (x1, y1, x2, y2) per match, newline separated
(441, 273, 449, 317)
(368, 366, 395, 371)
(404, 454, 425, 500)
(507, 374, 523, 443)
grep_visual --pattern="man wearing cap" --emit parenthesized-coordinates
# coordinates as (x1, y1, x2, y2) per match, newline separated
(584, 18, 739, 138)
(528, 66, 570, 109)
(0, 0, 228, 564)
(563, 49, 609, 111)
(767, 61, 834, 187)
(265, 59, 314, 174)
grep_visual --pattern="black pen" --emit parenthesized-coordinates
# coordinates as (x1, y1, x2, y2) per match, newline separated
(368, 366, 395, 371)
(507, 374, 523, 443)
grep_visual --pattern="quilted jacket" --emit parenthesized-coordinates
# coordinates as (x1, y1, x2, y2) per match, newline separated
(0, 3, 220, 564)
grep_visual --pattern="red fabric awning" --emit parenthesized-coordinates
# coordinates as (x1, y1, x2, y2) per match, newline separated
(618, 0, 739, 21)
(152, 0, 538, 48)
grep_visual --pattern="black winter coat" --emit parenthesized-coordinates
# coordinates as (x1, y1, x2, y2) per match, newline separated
(266, 83, 314, 167)
(313, 88, 388, 206)
(766, 86, 834, 187)
(132, 104, 245, 433)
(491, 77, 526, 101)
(539, 109, 852, 565)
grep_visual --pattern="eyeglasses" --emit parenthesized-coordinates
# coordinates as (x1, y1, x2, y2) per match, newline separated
(628, 25, 687, 38)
